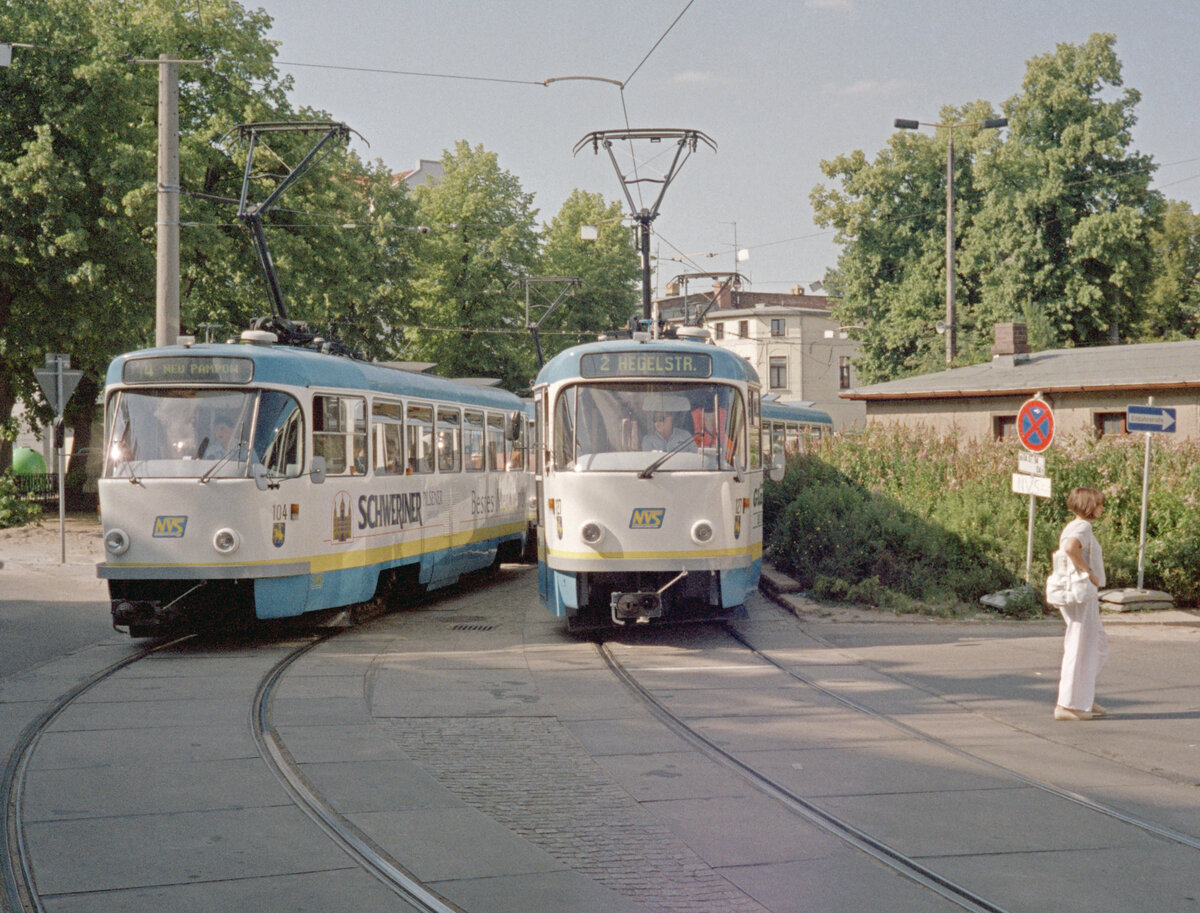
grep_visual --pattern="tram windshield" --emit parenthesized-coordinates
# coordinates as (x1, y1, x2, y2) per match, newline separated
(104, 388, 302, 480)
(552, 382, 745, 473)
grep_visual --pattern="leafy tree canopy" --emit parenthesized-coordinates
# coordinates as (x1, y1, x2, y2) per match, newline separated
(812, 33, 1167, 384)
(406, 141, 541, 389)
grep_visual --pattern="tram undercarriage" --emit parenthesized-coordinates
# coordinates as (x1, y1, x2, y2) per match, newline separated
(568, 568, 741, 630)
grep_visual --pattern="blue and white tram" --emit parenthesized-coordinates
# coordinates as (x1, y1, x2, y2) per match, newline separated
(98, 333, 530, 636)
(761, 397, 834, 460)
(532, 336, 778, 630)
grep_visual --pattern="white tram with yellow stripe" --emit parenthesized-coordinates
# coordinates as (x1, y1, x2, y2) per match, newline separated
(98, 333, 530, 636)
(532, 336, 787, 629)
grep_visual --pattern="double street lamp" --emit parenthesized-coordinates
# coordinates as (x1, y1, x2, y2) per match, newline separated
(893, 116, 1007, 365)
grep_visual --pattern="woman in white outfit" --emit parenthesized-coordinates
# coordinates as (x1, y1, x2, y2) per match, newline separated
(1048, 487, 1108, 721)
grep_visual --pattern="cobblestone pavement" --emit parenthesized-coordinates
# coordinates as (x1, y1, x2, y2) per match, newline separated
(386, 715, 770, 913)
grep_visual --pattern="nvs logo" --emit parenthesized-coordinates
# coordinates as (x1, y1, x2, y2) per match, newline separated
(629, 508, 665, 529)
(152, 516, 188, 538)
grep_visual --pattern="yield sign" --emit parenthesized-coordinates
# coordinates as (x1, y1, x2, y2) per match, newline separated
(1017, 398, 1054, 453)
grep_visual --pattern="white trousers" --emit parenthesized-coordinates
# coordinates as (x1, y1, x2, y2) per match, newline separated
(1057, 594, 1108, 711)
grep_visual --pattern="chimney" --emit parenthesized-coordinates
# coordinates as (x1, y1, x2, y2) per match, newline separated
(991, 322, 1031, 366)
(712, 280, 733, 310)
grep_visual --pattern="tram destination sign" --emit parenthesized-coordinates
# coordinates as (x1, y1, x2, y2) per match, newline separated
(580, 351, 712, 379)
(123, 355, 255, 385)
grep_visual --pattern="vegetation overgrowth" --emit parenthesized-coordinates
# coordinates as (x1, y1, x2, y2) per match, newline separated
(763, 426, 1200, 616)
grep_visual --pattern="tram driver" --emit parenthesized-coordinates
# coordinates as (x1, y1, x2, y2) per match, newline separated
(642, 411, 696, 452)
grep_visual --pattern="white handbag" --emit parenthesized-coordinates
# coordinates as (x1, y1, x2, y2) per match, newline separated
(1044, 549, 1092, 606)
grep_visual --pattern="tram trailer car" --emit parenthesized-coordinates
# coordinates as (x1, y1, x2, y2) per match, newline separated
(760, 398, 834, 459)
(97, 334, 530, 636)
(533, 336, 809, 630)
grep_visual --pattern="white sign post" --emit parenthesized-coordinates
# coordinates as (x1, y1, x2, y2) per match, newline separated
(1126, 398, 1176, 589)
(33, 354, 84, 563)
(1013, 468, 1052, 584)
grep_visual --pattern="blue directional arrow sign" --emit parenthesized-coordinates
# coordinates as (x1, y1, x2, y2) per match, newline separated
(1126, 404, 1176, 433)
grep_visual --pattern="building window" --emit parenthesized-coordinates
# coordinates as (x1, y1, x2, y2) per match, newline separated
(993, 415, 1017, 441)
(770, 318, 785, 337)
(738, 320, 749, 339)
(839, 356, 852, 390)
(768, 356, 787, 390)
(1094, 412, 1126, 437)
(713, 323, 724, 340)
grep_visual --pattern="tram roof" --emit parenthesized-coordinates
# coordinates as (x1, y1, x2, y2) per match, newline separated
(535, 338, 761, 387)
(106, 343, 525, 411)
(760, 399, 833, 426)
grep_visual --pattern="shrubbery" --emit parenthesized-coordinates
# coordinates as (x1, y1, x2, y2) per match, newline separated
(764, 426, 1200, 612)
(0, 472, 42, 529)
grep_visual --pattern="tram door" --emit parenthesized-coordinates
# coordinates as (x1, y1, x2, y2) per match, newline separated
(535, 393, 549, 601)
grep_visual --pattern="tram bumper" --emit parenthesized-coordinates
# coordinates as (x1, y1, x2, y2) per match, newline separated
(611, 592, 663, 625)
(111, 597, 180, 631)
(609, 569, 687, 625)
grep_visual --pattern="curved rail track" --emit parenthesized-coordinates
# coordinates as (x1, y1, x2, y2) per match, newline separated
(1, 625, 461, 913)
(595, 638, 1014, 913)
(722, 622, 1200, 852)
(2, 637, 192, 913)
(596, 606, 1200, 913)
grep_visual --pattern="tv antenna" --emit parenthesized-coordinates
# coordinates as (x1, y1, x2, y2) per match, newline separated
(574, 129, 716, 326)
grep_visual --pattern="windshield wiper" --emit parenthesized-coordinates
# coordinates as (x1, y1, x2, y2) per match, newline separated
(638, 434, 697, 479)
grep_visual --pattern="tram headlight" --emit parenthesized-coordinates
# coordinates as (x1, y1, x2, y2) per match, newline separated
(580, 521, 604, 545)
(104, 528, 131, 556)
(213, 527, 241, 555)
(690, 520, 714, 545)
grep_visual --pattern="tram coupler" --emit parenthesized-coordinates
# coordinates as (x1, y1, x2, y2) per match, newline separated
(609, 570, 688, 625)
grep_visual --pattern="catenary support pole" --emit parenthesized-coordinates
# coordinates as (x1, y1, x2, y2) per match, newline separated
(155, 54, 179, 348)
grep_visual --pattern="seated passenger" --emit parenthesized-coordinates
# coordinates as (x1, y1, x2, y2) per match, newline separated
(641, 412, 696, 452)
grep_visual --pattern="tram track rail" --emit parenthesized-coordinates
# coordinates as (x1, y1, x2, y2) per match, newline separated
(595, 638, 1014, 913)
(3, 622, 462, 913)
(723, 621, 1200, 854)
(251, 632, 462, 913)
(1, 636, 194, 913)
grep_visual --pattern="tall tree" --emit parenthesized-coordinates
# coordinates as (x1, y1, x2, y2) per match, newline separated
(0, 0, 418, 491)
(1136, 200, 1200, 340)
(535, 189, 640, 362)
(811, 100, 1003, 382)
(0, 0, 287, 477)
(407, 141, 540, 390)
(811, 33, 1163, 383)
(967, 33, 1161, 352)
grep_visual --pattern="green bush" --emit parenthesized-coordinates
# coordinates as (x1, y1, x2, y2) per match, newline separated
(0, 472, 42, 529)
(765, 427, 1200, 610)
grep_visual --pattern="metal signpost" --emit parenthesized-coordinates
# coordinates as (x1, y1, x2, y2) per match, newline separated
(1126, 399, 1176, 589)
(1015, 396, 1054, 583)
(32, 354, 84, 563)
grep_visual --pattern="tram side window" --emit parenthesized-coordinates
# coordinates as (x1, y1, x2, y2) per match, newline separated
(463, 410, 484, 471)
(508, 414, 527, 471)
(553, 391, 575, 469)
(770, 422, 786, 461)
(406, 404, 434, 474)
(253, 391, 304, 478)
(749, 391, 762, 469)
(487, 413, 505, 471)
(437, 407, 462, 472)
(314, 394, 366, 475)
(373, 400, 404, 475)
(726, 393, 746, 467)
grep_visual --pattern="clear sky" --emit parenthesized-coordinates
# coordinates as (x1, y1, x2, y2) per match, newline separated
(253, 0, 1200, 296)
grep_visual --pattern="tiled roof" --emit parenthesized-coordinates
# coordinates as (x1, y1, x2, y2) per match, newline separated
(844, 339, 1200, 400)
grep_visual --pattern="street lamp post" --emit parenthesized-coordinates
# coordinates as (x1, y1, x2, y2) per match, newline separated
(894, 116, 1007, 365)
